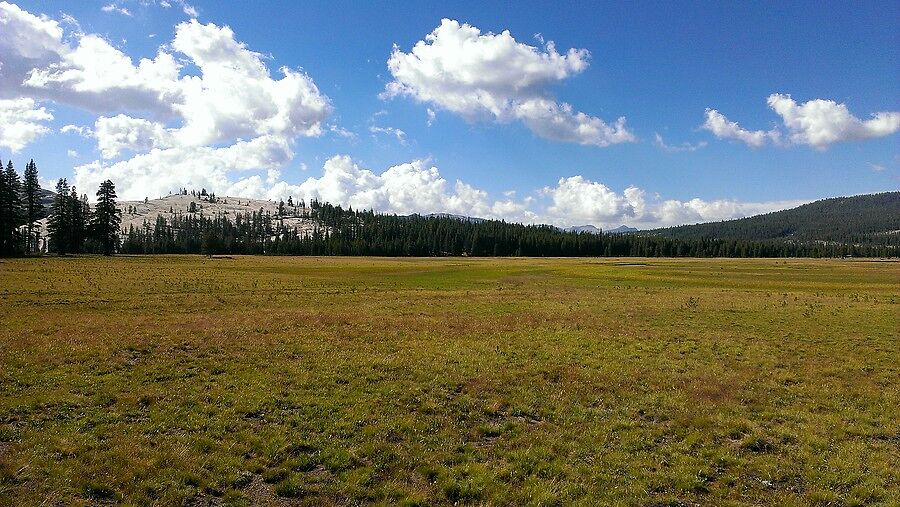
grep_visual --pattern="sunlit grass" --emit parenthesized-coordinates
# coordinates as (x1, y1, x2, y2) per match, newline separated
(1, 256, 897, 505)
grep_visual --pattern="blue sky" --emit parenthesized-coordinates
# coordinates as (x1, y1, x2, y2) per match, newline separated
(0, 0, 897, 227)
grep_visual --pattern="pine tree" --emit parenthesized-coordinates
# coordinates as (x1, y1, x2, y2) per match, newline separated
(0, 160, 8, 253)
(47, 179, 71, 255)
(69, 187, 83, 253)
(0, 160, 24, 255)
(201, 228, 219, 257)
(23, 159, 43, 254)
(79, 193, 92, 253)
(92, 180, 121, 255)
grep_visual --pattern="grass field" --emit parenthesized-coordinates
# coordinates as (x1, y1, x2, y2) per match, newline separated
(1, 256, 898, 506)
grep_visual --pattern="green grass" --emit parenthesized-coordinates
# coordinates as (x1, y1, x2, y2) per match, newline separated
(0, 256, 898, 506)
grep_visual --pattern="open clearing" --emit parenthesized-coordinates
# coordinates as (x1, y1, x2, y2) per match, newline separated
(1, 257, 898, 506)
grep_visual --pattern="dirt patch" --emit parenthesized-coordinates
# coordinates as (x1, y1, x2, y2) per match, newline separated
(244, 474, 293, 506)
(185, 492, 224, 506)
(687, 375, 740, 405)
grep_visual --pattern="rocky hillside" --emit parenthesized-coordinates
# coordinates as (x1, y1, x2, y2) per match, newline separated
(33, 193, 320, 248)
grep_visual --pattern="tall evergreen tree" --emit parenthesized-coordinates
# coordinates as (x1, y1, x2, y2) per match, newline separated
(0, 160, 24, 255)
(68, 187, 88, 254)
(0, 160, 7, 253)
(80, 192, 92, 252)
(47, 179, 71, 255)
(92, 180, 121, 255)
(22, 159, 43, 254)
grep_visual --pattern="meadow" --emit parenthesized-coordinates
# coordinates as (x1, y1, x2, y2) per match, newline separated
(0, 256, 897, 506)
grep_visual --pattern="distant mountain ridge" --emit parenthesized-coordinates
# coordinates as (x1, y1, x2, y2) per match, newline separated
(644, 192, 900, 244)
(422, 213, 485, 223)
(563, 225, 638, 234)
(606, 225, 639, 233)
(566, 225, 602, 234)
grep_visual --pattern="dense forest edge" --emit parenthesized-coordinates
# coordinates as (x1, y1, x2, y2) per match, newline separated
(646, 192, 900, 244)
(1, 158, 897, 258)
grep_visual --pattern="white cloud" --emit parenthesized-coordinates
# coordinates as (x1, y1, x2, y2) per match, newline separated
(177, 0, 198, 18)
(704, 94, 900, 149)
(252, 156, 537, 223)
(426, 108, 436, 126)
(67, 149, 78, 158)
(0, 97, 53, 152)
(383, 19, 634, 146)
(540, 174, 804, 228)
(60, 124, 93, 137)
(654, 133, 707, 152)
(369, 125, 407, 144)
(23, 34, 185, 116)
(220, 156, 797, 229)
(543, 176, 634, 223)
(702, 109, 780, 148)
(77, 144, 803, 228)
(59, 12, 80, 31)
(101, 4, 132, 16)
(94, 114, 174, 158)
(513, 98, 634, 146)
(169, 19, 330, 146)
(651, 197, 809, 228)
(2, 4, 333, 199)
(0, 1, 68, 98)
(74, 135, 292, 200)
(767, 94, 900, 149)
(328, 124, 356, 139)
(153, 0, 196, 17)
(3, 6, 331, 147)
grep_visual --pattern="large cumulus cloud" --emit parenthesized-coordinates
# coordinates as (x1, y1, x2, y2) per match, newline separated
(383, 19, 634, 147)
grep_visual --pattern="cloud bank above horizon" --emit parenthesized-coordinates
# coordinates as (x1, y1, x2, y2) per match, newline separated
(0, 2, 894, 228)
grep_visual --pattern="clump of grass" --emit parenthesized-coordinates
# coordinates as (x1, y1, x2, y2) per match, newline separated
(274, 475, 314, 498)
(82, 481, 118, 501)
(261, 467, 288, 484)
(740, 434, 776, 453)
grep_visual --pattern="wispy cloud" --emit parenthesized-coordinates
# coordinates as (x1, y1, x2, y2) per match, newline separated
(101, 4, 132, 16)
(369, 125, 407, 145)
(329, 124, 356, 139)
(654, 133, 707, 153)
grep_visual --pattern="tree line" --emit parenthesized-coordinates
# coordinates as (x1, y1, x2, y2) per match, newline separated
(120, 201, 896, 258)
(0, 159, 121, 256)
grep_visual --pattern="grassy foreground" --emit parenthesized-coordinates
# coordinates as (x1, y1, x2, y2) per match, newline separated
(0, 256, 897, 506)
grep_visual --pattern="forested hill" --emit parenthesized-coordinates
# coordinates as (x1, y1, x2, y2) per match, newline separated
(645, 192, 900, 244)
